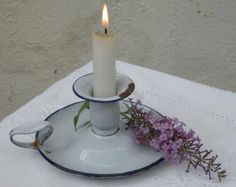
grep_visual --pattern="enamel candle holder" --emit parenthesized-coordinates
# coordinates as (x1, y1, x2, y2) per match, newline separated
(9, 73, 163, 177)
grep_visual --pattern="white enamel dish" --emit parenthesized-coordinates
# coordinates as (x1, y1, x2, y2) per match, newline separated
(36, 101, 164, 177)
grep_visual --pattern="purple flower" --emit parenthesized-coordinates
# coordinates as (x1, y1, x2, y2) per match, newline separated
(133, 133, 146, 144)
(134, 137, 143, 144)
(123, 99, 227, 182)
(145, 111, 160, 124)
(159, 133, 168, 142)
(164, 129, 174, 138)
(139, 124, 150, 134)
(152, 122, 161, 130)
(187, 129, 195, 137)
(149, 138, 161, 150)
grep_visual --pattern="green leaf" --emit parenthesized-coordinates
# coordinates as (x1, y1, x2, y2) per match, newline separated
(75, 121, 91, 131)
(83, 121, 91, 128)
(73, 101, 90, 131)
(73, 115, 79, 131)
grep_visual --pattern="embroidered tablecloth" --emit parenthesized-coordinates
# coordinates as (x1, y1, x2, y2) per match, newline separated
(1, 61, 236, 186)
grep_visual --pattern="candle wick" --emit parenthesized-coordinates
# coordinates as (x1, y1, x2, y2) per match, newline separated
(105, 28, 108, 35)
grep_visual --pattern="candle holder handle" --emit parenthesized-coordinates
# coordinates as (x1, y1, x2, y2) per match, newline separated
(9, 121, 53, 149)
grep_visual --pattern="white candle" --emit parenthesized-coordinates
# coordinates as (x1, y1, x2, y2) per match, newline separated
(93, 4, 116, 98)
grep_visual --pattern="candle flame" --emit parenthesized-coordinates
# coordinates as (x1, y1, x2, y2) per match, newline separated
(102, 4, 109, 28)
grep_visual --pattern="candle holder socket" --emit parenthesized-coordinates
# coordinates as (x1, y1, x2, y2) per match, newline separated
(72, 73, 135, 136)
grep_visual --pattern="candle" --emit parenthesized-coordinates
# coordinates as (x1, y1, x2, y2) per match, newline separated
(93, 4, 116, 98)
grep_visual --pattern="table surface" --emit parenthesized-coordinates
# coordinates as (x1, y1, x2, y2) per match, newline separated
(1, 61, 236, 187)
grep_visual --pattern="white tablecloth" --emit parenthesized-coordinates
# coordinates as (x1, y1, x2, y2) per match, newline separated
(1, 61, 236, 187)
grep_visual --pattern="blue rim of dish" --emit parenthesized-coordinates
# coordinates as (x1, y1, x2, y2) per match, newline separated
(72, 73, 135, 103)
(36, 101, 165, 178)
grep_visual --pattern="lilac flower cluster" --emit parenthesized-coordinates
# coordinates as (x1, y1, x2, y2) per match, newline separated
(127, 100, 199, 162)
(122, 99, 227, 181)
